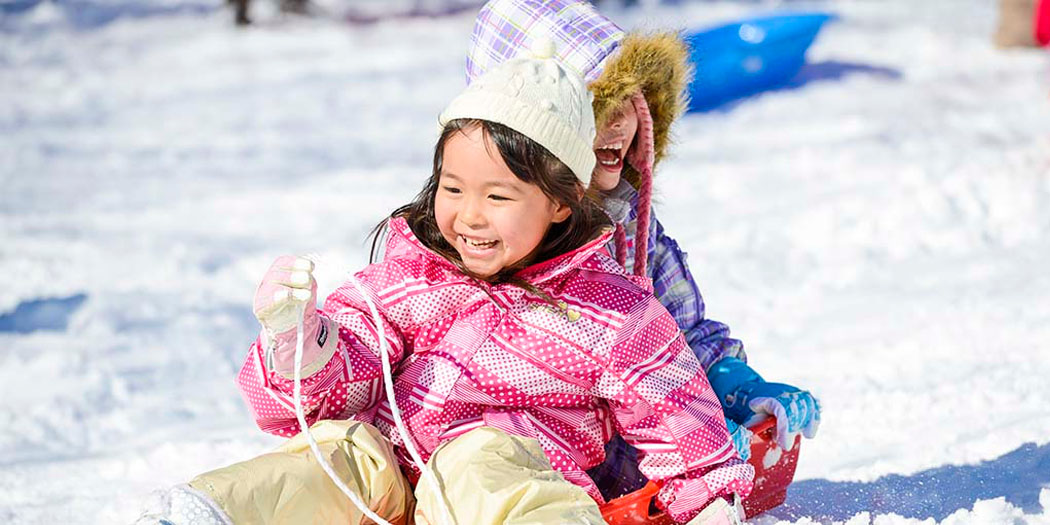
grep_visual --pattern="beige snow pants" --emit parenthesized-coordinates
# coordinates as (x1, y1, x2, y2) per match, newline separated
(188, 420, 604, 525)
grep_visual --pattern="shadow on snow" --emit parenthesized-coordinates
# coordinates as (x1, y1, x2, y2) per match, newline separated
(0, 293, 88, 334)
(768, 442, 1050, 521)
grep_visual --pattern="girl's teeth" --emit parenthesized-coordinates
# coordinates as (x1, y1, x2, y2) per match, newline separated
(463, 236, 497, 248)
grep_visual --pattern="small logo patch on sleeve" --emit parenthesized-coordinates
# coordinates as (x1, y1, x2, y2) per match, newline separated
(317, 320, 329, 347)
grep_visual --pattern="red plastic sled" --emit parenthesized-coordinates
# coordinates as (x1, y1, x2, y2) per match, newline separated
(599, 417, 801, 524)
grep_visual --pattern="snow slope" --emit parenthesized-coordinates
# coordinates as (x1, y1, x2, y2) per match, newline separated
(1, 1, 1048, 523)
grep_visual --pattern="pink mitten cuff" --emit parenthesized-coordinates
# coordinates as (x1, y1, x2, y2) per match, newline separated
(265, 313, 337, 379)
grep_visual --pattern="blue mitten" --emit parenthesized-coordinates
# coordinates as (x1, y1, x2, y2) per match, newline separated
(707, 357, 821, 451)
(725, 418, 752, 462)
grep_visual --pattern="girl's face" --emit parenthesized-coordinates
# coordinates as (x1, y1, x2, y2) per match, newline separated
(591, 97, 639, 191)
(435, 125, 572, 280)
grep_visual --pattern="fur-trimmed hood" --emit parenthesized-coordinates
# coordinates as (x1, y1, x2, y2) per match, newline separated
(587, 31, 691, 187)
(466, 0, 692, 187)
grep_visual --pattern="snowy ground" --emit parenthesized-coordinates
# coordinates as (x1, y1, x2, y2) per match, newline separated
(1, 0, 1048, 523)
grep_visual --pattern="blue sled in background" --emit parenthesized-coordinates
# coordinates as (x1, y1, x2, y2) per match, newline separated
(685, 12, 836, 112)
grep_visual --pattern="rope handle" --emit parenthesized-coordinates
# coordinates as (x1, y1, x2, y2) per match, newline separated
(289, 255, 456, 525)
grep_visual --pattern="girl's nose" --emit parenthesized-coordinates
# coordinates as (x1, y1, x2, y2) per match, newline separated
(459, 199, 486, 228)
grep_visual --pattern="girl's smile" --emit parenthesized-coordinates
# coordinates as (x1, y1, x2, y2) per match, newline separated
(594, 140, 625, 174)
(457, 233, 499, 256)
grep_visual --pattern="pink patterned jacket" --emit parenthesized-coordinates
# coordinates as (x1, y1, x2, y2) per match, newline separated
(237, 217, 753, 521)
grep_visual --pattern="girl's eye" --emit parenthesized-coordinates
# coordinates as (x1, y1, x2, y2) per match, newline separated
(488, 194, 511, 202)
(442, 186, 461, 194)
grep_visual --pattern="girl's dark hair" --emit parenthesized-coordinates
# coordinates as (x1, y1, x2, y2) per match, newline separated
(370, 119, 611, 292)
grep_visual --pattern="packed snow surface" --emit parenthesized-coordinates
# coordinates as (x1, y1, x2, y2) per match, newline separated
(1, 0, 1048, 523)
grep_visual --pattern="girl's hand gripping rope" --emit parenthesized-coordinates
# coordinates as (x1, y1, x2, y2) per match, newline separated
(253, 255, 330, 377)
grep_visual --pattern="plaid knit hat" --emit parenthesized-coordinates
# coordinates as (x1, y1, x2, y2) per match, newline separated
(466, 0, 624, 85)
(440, 38, 597, 186)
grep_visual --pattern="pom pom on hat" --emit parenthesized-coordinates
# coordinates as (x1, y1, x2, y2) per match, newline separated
(530, 36, 557, 59)
(440, 36, 596, 187)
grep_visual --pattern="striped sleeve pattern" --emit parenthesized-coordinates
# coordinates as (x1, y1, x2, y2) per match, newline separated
(599, 294, 754, 522)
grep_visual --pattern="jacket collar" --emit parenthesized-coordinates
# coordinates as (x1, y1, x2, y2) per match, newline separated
(385, 217, 615, 287)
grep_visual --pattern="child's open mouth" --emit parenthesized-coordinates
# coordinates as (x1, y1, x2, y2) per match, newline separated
(595, 141, 624, 172)
(458, 234, 499, 256)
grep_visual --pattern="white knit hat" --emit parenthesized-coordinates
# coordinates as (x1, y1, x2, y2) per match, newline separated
(439, 37, 597, 187)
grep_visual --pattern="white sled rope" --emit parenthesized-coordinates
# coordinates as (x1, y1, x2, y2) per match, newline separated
(291, 262, 455, 525)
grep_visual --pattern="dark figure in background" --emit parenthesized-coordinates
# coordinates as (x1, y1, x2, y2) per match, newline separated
(229, 0, 308, 26)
